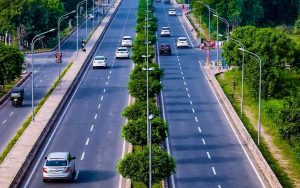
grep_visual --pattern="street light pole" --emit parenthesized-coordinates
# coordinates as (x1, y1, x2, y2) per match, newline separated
(238, 48, 262, 145)
(198, 1, 210, 40)
(227, 37, 244, 115)
(213, 14, 219, 64)
(31, 28, 55, 121)
(76, 0, 87, 52)
(58, 10, 76, 79)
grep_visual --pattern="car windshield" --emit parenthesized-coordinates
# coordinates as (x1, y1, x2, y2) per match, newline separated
(46, 160, 67, 166)
(11, 92, 21, 97)
(179, 38, 187, 41)
(162, 27, 170, 30)
(95, 57, 105, 60)
(161, 45, 170, 47)
(123, 37, 131, 40)
(169, 9, 175, 11)
(118, 48, 127, 52)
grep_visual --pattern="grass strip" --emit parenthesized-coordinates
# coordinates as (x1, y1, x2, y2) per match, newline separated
(0, 62, 73, 164)
(216, 70, 293, 187)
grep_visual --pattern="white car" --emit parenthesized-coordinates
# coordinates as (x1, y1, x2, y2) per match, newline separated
(92, 56, 107, 69)
(176, 37, 189, 48)
(168, 9, 176, 16)
(42, 152, 76, 182)
(121, 36, 133, 47)
(160, 27, 171, 37)
(115, 47, 130, 59)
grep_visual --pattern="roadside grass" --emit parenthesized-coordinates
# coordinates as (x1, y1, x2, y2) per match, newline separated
(288, 34, 300, 45)
(0, 62, 73, 165)
(131, 146, 163, 188)
(0, 80, 21, 98)
(216, 69, 294, 188)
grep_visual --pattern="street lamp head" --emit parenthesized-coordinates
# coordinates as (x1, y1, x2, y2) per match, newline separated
(49, 28, 56, 32)
(142, 55, 151, 58)
(149, 114, 154, 120)
(218, 34, 223, 37)
(142, 67, 155, 71)
(238, 47, 245, 51)
(213, 14, 218, 17)
(70, 10, 76, 14)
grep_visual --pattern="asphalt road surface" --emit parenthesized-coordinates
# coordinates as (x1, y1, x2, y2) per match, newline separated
(19, 0, 137, 187)
(0, 8, 107, 153)
(156, 2, 265, 188)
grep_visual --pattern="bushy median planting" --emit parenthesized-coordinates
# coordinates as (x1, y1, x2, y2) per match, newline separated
(117, 0, 176, 187)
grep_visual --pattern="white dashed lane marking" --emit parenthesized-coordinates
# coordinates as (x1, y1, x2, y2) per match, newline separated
(198, 126, 202, 133)
(189, 101, 192, 105)
(10, 112, 14, 116)
(202, 138, 206, 145)
(108, 76, 110, 80)
(98, 104, 101, 109)
(110, 70, 112, 74)
(194, 117, 198, 122)
(75, 170, 79, 180)
(212, 167, 216, 175)
(100, 96, 103, 101)
(188, 93, 190, 98)
(94, 114, 98, 119)
(184, 81, 186, 85)
(39, 80, 43, 83)
(182, 76, 185, 80)
(106, 82, 108, 85)
(85, 138, 90, 146)
(2, 120, 6, 124)
(192, 108, 195, 113)
(185, 87, 188, 91)
(103, 89, 106, 93)
(90, 125, 94, 132)
(218, 185, 222, 188)
(80, 152, 85, 160)
(207, 152, 211, 159)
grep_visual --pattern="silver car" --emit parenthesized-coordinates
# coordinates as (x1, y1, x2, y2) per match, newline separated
(43, 152, 76, 182)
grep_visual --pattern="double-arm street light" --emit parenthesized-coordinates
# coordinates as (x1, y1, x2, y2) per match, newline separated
(58, 10, 76, 79)
(226, 37, 245, 115)
(238, 48, 262, 145)
(216, 15, 230, 39)
(76, 0, 87, 52)
(31, 28, 56, 121)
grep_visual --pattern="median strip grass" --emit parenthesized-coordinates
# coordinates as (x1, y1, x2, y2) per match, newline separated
(0, 62, 73, 165)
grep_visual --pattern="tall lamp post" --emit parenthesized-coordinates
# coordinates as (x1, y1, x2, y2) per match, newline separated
(213, 13, 219, 64)
(226, 37, 244, 115)
(238, 48, 262, 145)
(198, 1, 211, 40)
(76, 0, 87, 52)
(58, 10, 76, 79)
(217, 16, 230, 39)
(31, 28, 56, 121)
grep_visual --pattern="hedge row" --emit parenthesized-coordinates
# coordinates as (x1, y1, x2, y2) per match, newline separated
(117, 0, 176, 187)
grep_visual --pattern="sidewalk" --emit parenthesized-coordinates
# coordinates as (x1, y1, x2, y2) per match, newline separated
(0, 0, 121, 187)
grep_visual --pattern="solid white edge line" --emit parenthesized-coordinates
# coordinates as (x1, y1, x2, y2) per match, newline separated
(157, 30, 176, 188)
(24, 4, 121, 188)
(198, 61, 266, 188)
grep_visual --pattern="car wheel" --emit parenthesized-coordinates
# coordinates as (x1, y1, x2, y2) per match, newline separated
(43, 179, 47, 183)
(93, 66, 95, 69)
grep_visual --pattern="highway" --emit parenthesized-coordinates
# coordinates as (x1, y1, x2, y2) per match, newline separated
(0, 9, 107, 153)
(156, 2, 265, 188)
(19, 0, 137, 187)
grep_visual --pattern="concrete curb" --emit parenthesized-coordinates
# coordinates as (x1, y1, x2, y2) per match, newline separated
(0, 1, 122, 187)
(171, 0, 282, 187)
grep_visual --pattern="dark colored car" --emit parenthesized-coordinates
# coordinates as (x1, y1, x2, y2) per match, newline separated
(159, 44, 172, 55)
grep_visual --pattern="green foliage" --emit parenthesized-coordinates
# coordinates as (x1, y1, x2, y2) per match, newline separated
(0, 44, 24, 85)
(122, 117, 168, 146)
(222, 26, 299, 99)
(263, 100, 283, 123)
(122, 99, 160, 120)
(128, 77, 162, 100)
(117, 145, 176, 186)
